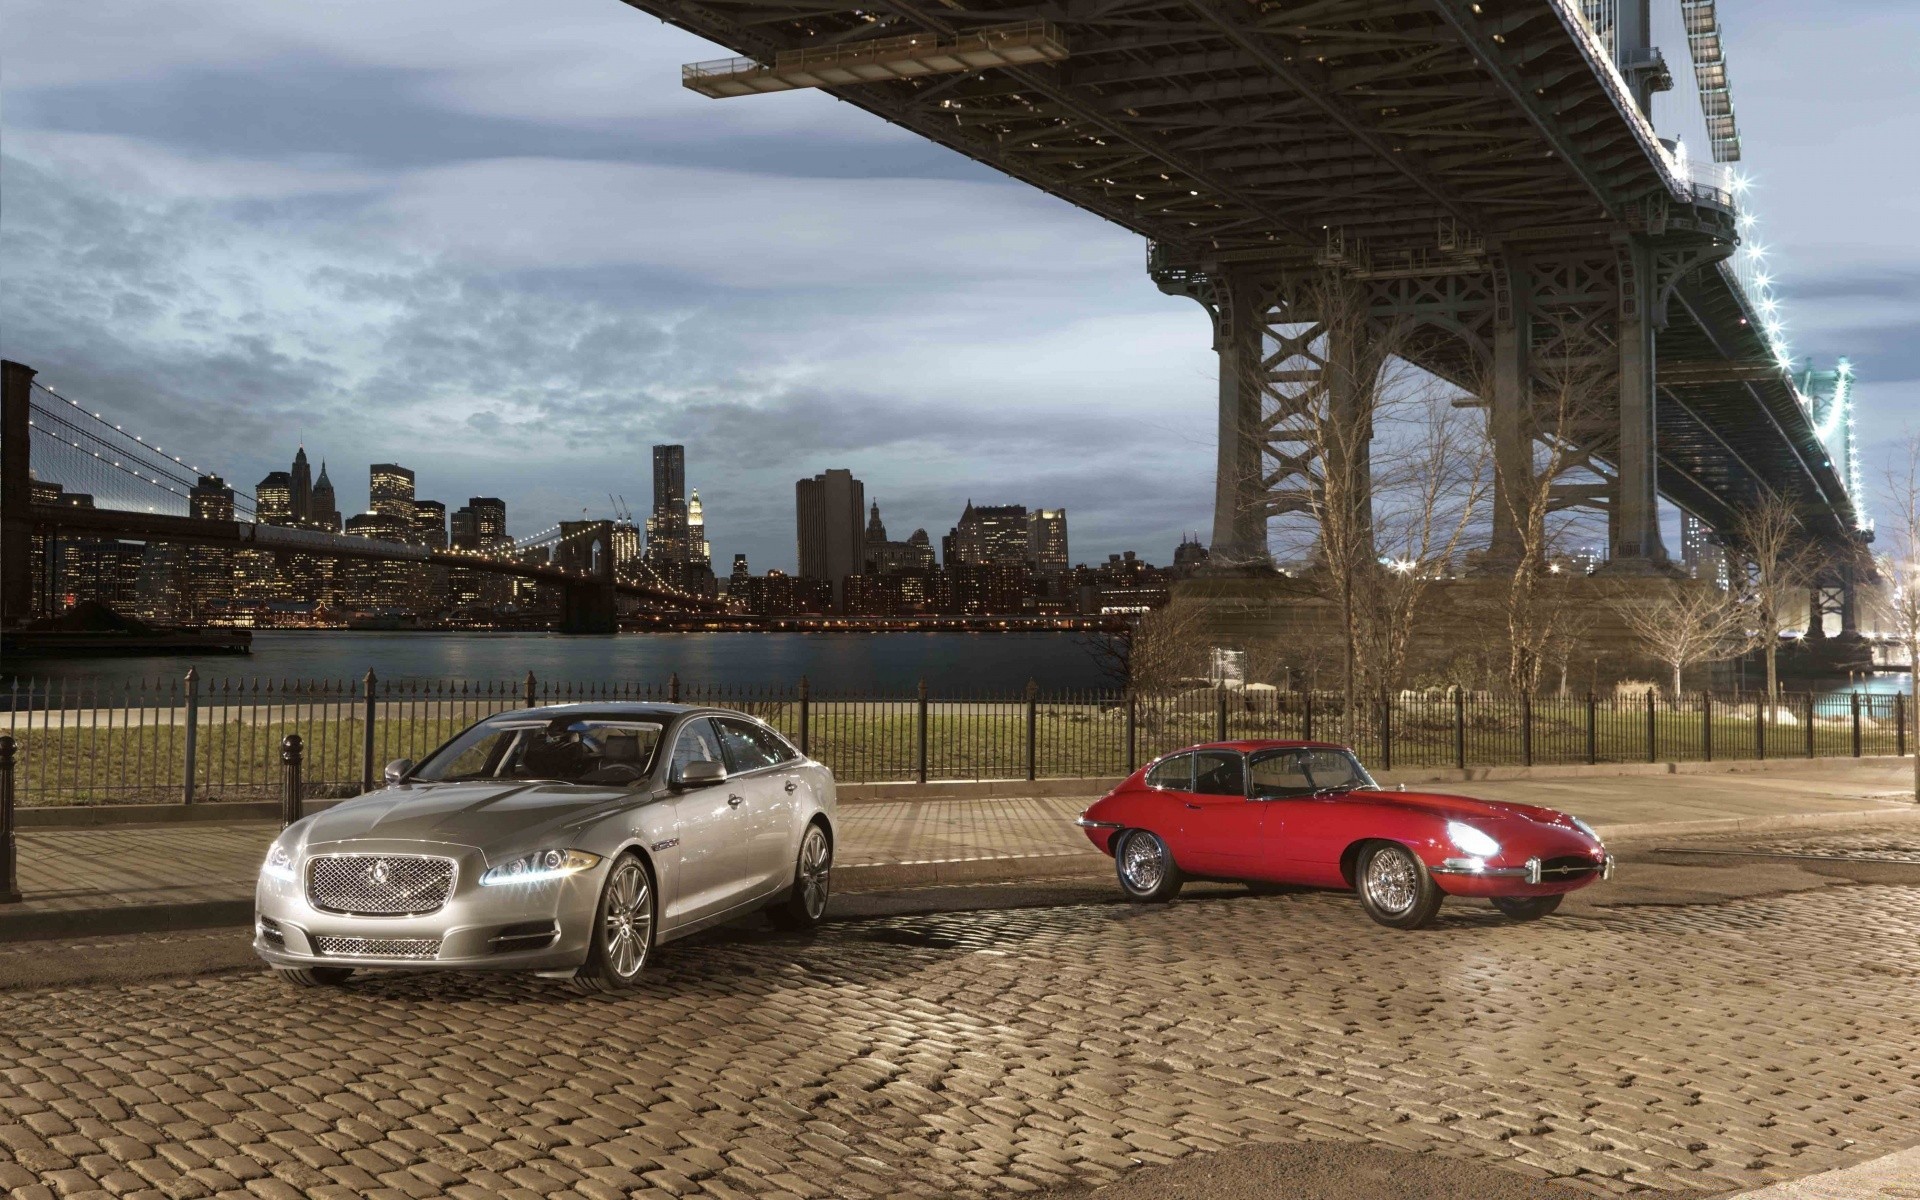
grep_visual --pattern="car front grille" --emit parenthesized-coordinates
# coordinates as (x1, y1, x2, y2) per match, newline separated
(307, 854, 455, 915)
(313, 935, 441, 960)
(1538, 855, 1603, 880)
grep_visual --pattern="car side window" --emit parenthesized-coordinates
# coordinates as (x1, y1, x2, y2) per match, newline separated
(1249, 750, 1313, 798)
(670, 718, 724, 781)
(715, 717, 790, 773)
(1144, 754, 1193, 791)
(1192, 751, 1245, 797)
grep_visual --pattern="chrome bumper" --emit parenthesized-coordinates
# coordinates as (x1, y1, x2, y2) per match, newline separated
(1431, 854, 1614, 883)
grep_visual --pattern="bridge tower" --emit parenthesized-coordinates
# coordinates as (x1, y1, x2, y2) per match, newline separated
(1, 361, 35, 628)
(555, 518, 617, 635)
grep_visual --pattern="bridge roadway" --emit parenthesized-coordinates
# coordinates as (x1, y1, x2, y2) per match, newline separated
(617, 0, 1860, 563)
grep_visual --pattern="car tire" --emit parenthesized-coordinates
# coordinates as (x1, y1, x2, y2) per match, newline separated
(275, 967, 354, 988)
(768, 822, 832, 932)
(1115, 829, 1184, 903)
(1355, 841, 1444, 929)
(572, 852, 655, 994)
(1492, 894, 1563, 921)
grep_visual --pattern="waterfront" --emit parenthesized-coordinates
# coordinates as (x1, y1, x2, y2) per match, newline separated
(0, 630, 1115, 693)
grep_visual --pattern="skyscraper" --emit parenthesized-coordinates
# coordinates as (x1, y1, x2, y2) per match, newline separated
(947, 502, 1029, 566)
(796, 469, 865, 611)
(652, 445, 686, 516)
(468, 497, 507, 549)
(1029, 509, 1068, 574)
(369, 464, 415, 524)
(255, 472, 294, 526)
(290, 447, 313, 525)
(647, 445, 691, 586)
(311, 463, 341, 532)
(412, 500, 448, 550)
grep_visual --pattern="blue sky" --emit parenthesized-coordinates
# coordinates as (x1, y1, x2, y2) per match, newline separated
(2, 0, 1913, 569)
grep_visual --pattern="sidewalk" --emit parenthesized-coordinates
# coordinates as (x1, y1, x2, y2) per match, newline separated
(3, 761, 1914, 940)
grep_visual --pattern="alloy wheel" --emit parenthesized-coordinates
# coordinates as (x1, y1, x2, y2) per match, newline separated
(601, 859, 653, 979)
(799, 825, 832, 919)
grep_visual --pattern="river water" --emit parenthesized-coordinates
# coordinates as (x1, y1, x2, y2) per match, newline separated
(2, 630, 1116, 693)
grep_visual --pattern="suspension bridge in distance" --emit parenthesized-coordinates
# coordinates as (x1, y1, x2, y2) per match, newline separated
(0, 362, 724, 635)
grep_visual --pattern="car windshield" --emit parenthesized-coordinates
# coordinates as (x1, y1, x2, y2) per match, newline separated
(1248, 748, 1377, 799)
(412, 717, 665, 786)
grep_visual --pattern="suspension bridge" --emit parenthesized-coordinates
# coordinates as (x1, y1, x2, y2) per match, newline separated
(0, 362, 722, 634)
(629, 0, 1866, 587)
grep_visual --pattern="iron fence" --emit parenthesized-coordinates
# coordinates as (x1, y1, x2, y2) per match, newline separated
(1, 673, 1909, 808)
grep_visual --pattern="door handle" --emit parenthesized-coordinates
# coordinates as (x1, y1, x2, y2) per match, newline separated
(784, 780, 798, 794)
(727, 794, 745, 808)
(1184, 803, 1202, 810)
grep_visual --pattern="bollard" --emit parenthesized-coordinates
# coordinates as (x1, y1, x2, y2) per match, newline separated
(182, 667, 200, 805)
(360, 669, 377, 794)
(1125, 693, 1138, 774)
(280, 734, 304, 829)
(1, 735, 20, 904)
(797, 676, 811, 756)
(915, 679, 929, 785)
(668, 672, 681, 704)
(1024, 678, 1039, 782)
(524, 669, 537, 709)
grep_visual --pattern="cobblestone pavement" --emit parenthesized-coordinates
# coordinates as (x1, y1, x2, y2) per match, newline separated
(4, 863, 1919, 1200)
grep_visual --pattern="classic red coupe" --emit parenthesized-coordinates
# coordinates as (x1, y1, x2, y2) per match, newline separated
(1076, 740, 1613, 928)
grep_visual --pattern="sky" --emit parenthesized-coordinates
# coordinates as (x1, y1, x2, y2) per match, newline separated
(2, 0, 1914, 571)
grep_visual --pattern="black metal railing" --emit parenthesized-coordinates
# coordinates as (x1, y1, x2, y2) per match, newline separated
(1, 675, 1909, 808)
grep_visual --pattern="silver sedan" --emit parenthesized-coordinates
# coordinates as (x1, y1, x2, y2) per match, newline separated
(254, 703, 837, 992)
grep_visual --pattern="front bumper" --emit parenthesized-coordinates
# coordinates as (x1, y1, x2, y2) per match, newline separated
(1075, 816, 1123, 856)
(1429, 852, 1613, 896)
(254, 840, 604, 972)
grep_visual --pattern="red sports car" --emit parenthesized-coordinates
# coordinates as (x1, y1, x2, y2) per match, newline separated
(1076, 740, 1613, 928)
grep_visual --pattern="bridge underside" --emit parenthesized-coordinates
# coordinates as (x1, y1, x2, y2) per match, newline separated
(619, 0, 1859, 561)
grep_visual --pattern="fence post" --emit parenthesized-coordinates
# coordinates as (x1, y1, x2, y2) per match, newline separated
(0, 736, 19, 903)
(1585, 691, 1598, 765)
(1805, 692, 1816, 758)
(915, 678, 929, 786)
(1520, 691, 1533, 768)
(182, 668, 200, 805)
(668, 672, 681, 704)
(1025, 678, 1039, 782)
(1851, 691, 1862, 758)
(360, 669, 377, 794)
(1216, 685, 1229, 742)
(281, 734, 304, 829)
(523, 670, 537, 709)
(1897, 693, 1907, 759)
(1125, 693, 1138, 774)
(1379, 689, 1393, 772)
(1646, 689, 1657, 764)
(1453, 688, 1466, 770)
(1701, 692, 1713, 763)
(1755, 693, 1767, 761)
(797, 676, 811, 756)
(1302, 691, 1314, 742)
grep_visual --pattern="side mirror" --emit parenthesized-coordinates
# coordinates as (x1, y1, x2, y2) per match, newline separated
(384, 758, 415, 785)
(674, 759, 727, 789)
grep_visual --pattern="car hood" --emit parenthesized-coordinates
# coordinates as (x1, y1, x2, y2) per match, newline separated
(302, 781, 635, 849)
(1352, 788, 1572, 828)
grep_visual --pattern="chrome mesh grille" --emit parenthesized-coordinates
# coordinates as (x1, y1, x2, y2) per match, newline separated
(1539, 855, 1602, 878)
(307, 854, 455, 915)
(313, 935, 441, 960)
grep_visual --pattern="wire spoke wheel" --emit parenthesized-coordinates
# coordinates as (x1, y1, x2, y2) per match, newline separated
(1115, 830, 1182, 902)
(1363, 849, 1419, 916)
(1356, 842, 1443, 929)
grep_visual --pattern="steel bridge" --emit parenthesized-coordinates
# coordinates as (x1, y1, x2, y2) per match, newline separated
(0, 362, 721, 634)
(623, 0, 1863, 573)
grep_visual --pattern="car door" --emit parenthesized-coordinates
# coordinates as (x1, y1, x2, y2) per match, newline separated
(661, 717, 755, 923)
(712, 716, 799, 897)
(1175, 750, 1265, 878)
(1251, 747, 1367, 888)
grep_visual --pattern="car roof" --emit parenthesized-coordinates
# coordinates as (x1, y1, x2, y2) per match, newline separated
(488, 702, 715, 723)
(1161, 739, 1355, 755)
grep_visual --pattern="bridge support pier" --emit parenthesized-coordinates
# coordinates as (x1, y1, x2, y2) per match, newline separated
(1606, 239, 1672, 573)
(1208, 271, 1273, 569)
(1, 361, 34, 629)
(1485, 255, 1533, 568)
(560, 581, 618, 635)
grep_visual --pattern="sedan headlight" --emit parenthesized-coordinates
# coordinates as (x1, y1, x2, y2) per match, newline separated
(262, 843, 297, 883)
(1446, 821, 1502, 858)
(479, 848, 601, 887)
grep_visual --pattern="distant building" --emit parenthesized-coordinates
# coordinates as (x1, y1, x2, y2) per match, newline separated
(796, 469, 865, 611)
(1029, 509, 1068, 575)
(863, 502, 937, 577)
(369, 464, 415, 525)
(185, 475, 236, 620)
(255, 472, 294, 526)
(412, 499, 447, 550)
(1075, 551, 1170, 615)
(646, 445, 692, 588)
(1172, 533, 1210, 577)
(947, 502, 1029, 566)
(310, 463, 342, 532)
(290, 447, 313, 525)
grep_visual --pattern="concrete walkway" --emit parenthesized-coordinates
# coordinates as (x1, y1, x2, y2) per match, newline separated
(2, 760, 1914, 941)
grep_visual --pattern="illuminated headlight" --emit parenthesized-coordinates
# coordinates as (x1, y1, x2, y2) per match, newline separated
(1446, 821, 1501, 858)
(1568, 816, 1604, 845)
(479, 849, 601, 887)
(262, 843, 297, 883)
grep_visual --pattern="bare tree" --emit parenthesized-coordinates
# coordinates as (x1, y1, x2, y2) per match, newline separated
(1880, 434, 1920, 801)
(1727, 490, 1827, 714)
(1610, 584, 1752, 698)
